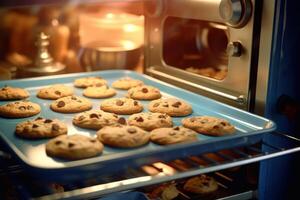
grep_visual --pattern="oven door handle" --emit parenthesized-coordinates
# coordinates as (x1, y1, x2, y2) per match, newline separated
(146, 68, 246, 105)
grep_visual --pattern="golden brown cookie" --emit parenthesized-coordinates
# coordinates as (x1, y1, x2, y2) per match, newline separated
(182, 116, 235, 136)
(0, 86, 29, 100)
(15, 117, 67, 139)
(127, 85, 162, 100)
(46, 134, 104, 160)
(74, 77, 107, 88)
(50, 96, 92, 113)
(97, 125, 150, 148)
(148, 98, 192, 117)
(112, 77, 143, 90)
(83, 85, 116, 99)
(100, 97, 143, 115)
(150, 126, 198, 145)
(0, 101, 41, 118)
(37, 84, 74, 100)
(183, 175, 218, 194)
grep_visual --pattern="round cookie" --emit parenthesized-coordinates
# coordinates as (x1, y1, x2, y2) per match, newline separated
(97, 125, 150, 148)
(182, 116, 235, 136)
(127, 85, 162, 100)
(128, 112, 173, 131)
(37, 84, 73, 100)
(150, 126, 198, 145)
(100, 97, 143, 115)
(112, 77, 143, 90)
(83, 86, 116, 99)
(50, 96, 92, 113)
(148, 98, 192, 117)
(0, 101, 41, 118)
(73, 110, 126, 130)
(183, 175, 218, 194)
(15, 117, 67, 139)
(0, 86, 29, 100)
(46, 134, 103, 160)
(74, 77, 107, 88)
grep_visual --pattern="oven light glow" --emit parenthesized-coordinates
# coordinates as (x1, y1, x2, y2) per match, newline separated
(105, 13, 115, 19)
(123, 24, 138, 32)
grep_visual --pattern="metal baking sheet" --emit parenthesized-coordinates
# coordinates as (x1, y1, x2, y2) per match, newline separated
(0, 70, 276, 182)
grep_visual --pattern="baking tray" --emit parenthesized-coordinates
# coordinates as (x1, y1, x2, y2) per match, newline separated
(0, 70, 276, 182)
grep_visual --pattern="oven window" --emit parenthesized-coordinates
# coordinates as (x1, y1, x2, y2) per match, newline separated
(163, 17, 228, 80)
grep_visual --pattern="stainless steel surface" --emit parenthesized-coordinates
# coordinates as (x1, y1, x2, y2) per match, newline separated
(219, 0, 252, 27)
(227, 41, 243, 57)
(144, 0, 256, 111)
(218, 191, 255, 200)
(34, 132, 300, 200)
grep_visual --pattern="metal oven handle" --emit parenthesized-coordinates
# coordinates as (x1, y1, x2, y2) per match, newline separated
(147, 67, 246, 105)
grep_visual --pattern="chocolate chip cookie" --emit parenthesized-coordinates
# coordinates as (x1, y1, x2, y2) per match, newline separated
(112, 77, 143, 90)
(183, 175, 218, 194)
(182, 116, 235, 136)
(83, 85, 116, 99)
(73, 110, 126, 130)
(46, 134, 104, 160)
(74, 76, 107, 88)
(97, 125, 150, 148)
(100, 97, 143, 115)
(150, 126, 198, 145)
(0, 86, 29, 100)
(15, 117, 67, 139)
(50, 96, 92, 113)
(148, 98, 192, 117)
(127, 85, 162, 100)
(0, 101, 41, 118)
(37, 84, 74, 100)
(128, 112, 173, 131)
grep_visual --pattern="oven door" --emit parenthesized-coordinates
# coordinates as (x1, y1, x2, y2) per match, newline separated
(144, 0, 258, 110)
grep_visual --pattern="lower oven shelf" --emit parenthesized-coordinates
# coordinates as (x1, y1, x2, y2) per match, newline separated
(1, 132, 298, 200)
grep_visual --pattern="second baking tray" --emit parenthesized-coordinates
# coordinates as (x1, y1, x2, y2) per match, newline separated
(0, 70, 276, 182)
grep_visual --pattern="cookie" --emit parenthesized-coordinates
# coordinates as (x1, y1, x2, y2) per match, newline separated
(127, 85, 162, 100)
(182, 116, 235, 136)
(50, 96, 92, 113)
(46, 134, 104, 160)
(0, 101, 41, 118)
(148, 98, 192, 117)
(83, 85, 116, 99)
(15, 117, 67, 139)
(128, 112, 173, 131)
(112, 77, 143, 90)
(183, 175, 218, 194)
(97, 125, 150, 148)
(0, 86, 29, 100)
(74, 76, 107, 88)
(73, 110, 126, 130)
(37, 84, 74, 100)
(100, 97, 143, 115)
(150, 126, 198, 145)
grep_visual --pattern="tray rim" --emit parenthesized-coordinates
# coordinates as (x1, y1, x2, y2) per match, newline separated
(0, 70, 277, 171)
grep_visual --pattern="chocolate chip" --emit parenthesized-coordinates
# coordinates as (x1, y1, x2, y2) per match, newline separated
(213, 125, 219, 129)
(27, 105, 33, 110)
(54, 91, 61, 96)
(90, 113, 99, 119)
(118, 117, 126, 125)
(19, 106, 26, 111)
(190, 117, 196, 122)
(172, 101, 182, 108)
(44, 119, 53, 123)
(173, 127, 180, 131)
(169, 132, 176, 136)
(78, 115, 85, 121)
(90, 139, 96, 143)
(116, 100, 124, 106)
(55, 140, 62, 145)
(136, 116, 144, 122)
(35, 117, 43, 121)
(158, 114, 166, 119)
(141, 88, 148, 93)
(153, 103, 160, 107)
(220, 122, 226, 126)
(68, 142, 75, 148)
(133, 101, 138, 106)
(57, 101, 65, 107)
(32, 124, 39, 128)
(113, 114, 118, 118)
(127, 127, 137, 134)
(14, 102, 20, 104)
(162, 104, 169, 108)
(71, 96, 77, 100)
(104, 119, 109, 123)
(52, 124, 60, 131)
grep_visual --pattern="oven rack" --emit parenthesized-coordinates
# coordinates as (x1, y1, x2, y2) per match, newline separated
(1, 131, 299, 200)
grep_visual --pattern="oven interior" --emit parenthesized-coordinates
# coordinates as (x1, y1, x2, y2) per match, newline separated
(0, 1, 299, 200)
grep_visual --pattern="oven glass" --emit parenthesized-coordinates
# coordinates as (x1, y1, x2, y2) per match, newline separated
(163, 17, 229, 80)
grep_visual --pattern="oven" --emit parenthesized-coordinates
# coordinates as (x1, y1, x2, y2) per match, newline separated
(0, 0, 299, 200)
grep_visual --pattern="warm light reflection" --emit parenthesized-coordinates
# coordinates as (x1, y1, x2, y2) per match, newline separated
(105, 13, 115, 19)
(123, 24, 138, 32)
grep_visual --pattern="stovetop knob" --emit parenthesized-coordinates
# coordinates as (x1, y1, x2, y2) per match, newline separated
(219, 0, 252, 28)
